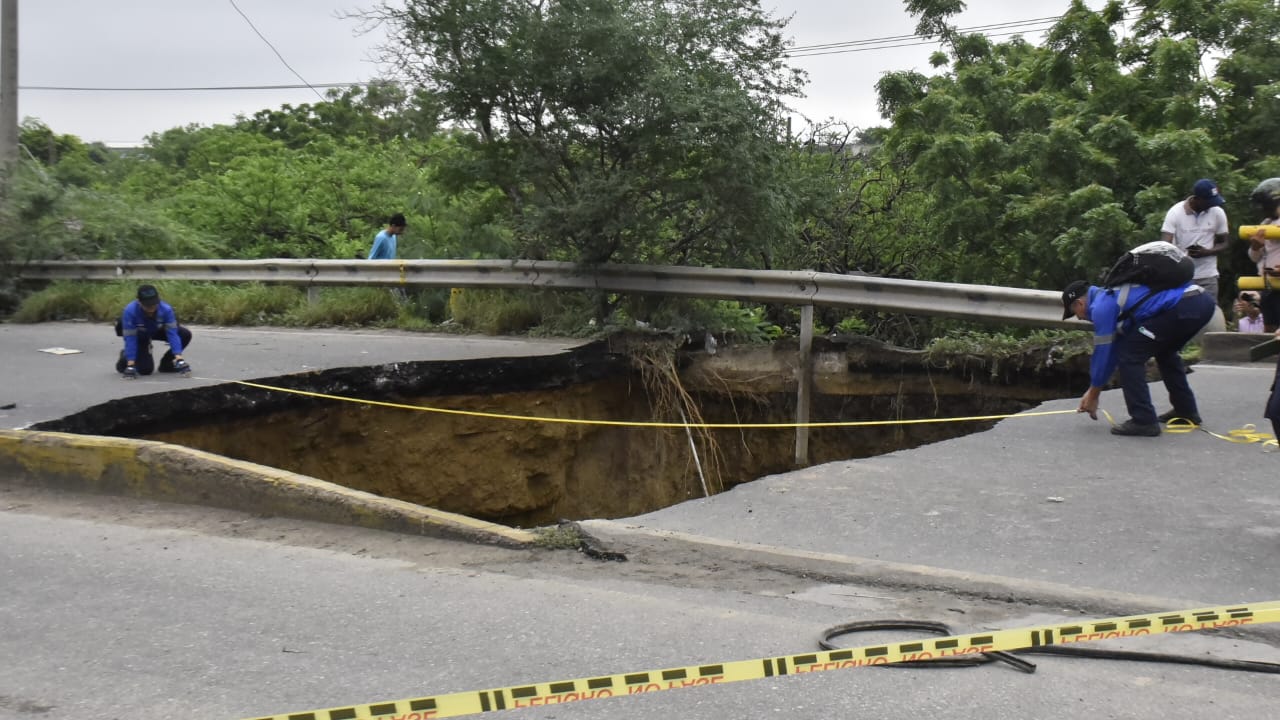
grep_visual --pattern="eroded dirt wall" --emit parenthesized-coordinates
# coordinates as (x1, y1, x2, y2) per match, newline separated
(148, 378, 1033, 526)
(41, 337, 1088, 527)
(150, 379, 706, 527)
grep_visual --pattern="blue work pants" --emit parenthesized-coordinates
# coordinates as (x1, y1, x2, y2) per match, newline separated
(115, 326, 193, 375)
(1116, 292, 1216, 425)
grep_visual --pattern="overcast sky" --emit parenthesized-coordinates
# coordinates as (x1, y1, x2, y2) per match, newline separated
(14, 0, 1097, 146)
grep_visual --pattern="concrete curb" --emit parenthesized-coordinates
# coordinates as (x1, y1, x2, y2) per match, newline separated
(1200, 331, 1274, 364)
(0, 429, 538, 548)
(580, 520, 1280, 644)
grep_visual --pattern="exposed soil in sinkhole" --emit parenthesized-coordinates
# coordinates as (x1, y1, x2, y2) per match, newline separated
(36, 335, 1091, 528)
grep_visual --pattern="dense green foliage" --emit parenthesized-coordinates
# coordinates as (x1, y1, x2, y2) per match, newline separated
(363, 0, 804, 267)
(877, 0, 1280, 292)
(13, 280, 450, 329)
(2, 0, 1278, 344)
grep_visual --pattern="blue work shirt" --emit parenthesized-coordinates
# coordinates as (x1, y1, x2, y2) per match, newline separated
(1085, 283, 1193, 387)
(367, 229, 398, 260)
(120, 300, 183, 361)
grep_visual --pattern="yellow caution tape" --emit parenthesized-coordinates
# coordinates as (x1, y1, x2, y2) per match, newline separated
(244, 600, 1280, 720)
(1098, 409, 1276, 448)
(223, 380, 1278, 447)
(228, 379, 1076, 429)
(1155, 417, 1278, 448)
(1200, 423, 1278, 448)
(1162, 417, 1200, 435)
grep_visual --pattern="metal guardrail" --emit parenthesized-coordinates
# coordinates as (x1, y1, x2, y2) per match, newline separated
(16, 258, 1070, 327)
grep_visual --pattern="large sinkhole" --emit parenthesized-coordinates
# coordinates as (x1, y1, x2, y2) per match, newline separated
(37, 336, 1089, 528)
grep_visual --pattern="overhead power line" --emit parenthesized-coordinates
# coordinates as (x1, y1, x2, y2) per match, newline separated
(785, 15, 1063, 55)
(787, 27, 1058, 59)
(20, 9, 1134, 93)
(21, 82, 356, 92)
(785, 9, 1137, 59)
(226, 0, 325, 101)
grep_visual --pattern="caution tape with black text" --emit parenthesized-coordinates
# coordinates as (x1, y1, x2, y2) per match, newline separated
(245, 599, 1280, 720)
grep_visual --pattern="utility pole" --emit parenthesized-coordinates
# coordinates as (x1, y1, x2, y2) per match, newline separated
(0, 0, 17, 186)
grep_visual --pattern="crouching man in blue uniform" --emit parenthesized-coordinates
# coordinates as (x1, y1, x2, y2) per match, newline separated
(1061, 279, 1215, 436)
(115, 284, 193, 378)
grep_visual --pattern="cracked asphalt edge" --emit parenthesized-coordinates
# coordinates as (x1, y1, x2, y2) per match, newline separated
(5, 428, 1277, 647)
(0, 429, 536, 549)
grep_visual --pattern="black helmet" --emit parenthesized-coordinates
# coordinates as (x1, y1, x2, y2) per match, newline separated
(1250, 177, 1280, 211)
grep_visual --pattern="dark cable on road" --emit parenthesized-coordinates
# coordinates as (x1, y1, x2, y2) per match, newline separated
(820, 620, 1280, 674)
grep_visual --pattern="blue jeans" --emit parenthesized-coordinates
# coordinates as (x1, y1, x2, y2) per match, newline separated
(1116, 292, 1216, 425)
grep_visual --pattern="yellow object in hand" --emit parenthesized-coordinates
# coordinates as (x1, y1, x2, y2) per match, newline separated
(1238, 276, 1278, 291)
(1239, 224, 1280, 240)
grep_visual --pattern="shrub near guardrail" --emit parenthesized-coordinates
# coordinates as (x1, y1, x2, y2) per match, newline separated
(13, 281, 305, 326)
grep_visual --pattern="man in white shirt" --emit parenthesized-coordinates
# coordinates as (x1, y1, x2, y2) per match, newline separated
(1160, 178, 1230, 302)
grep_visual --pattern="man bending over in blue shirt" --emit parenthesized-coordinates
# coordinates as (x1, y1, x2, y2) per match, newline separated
(1062, 278, 1215, 436)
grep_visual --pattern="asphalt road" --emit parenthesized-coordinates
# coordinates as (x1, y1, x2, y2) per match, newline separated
(1, 322, 583, 429)
(3, 486, 1279, 720)
(620, 361, 1280, 606)
(5, 321, 1280, 718)
(7, 321, 1279, 606)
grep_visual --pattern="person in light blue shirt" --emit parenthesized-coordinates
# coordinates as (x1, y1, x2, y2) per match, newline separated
(367, 213, 407, 260)
(1062, 279, 1215, 436)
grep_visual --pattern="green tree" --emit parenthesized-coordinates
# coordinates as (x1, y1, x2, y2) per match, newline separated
(235, 81, 444, 148)
(115, 127, 511, 261)
(777, 123, 930, 278)
(0, 155, 219, 269)
(364, 0, 805, 266)
(876, 0, 1277, 291)
(18, 119, 115, 188)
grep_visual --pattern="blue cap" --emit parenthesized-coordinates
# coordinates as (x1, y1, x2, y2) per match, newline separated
(1192, 179, 1225, 207)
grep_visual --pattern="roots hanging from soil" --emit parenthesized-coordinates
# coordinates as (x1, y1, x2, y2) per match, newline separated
(624, 337, 727, 497)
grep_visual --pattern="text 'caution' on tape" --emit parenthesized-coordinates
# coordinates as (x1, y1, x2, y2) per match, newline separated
(245, 599, 1280, 720)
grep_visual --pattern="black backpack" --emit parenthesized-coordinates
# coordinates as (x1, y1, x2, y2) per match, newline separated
(1097, 241, 1194, 321)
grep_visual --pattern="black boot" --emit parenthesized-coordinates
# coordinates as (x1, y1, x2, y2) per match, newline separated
(1157, 409, 1202, 425)
(1111, 420, 1162, 437)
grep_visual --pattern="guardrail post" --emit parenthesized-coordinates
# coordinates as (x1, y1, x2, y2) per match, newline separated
(307, 286, 320, 305)
(795, 304, 814, 467)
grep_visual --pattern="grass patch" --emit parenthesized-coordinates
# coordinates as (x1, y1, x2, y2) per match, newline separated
(13, 281, 433, 329)
(12, 281, 305, 325)
(287, 287, 403, 326)
(448, 288, 546, 334)
(532, 524, 584, 550)
(924, 328, 1093, 378)
(175, 283, 303, 325)
(10, 281, 126, 322)
(1180, 341, 1201, 364)
(11, 280, 858, 342)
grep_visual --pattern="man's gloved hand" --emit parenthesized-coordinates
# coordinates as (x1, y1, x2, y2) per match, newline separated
(173, 358, 191, 375)
(121, 366, 139, 380)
